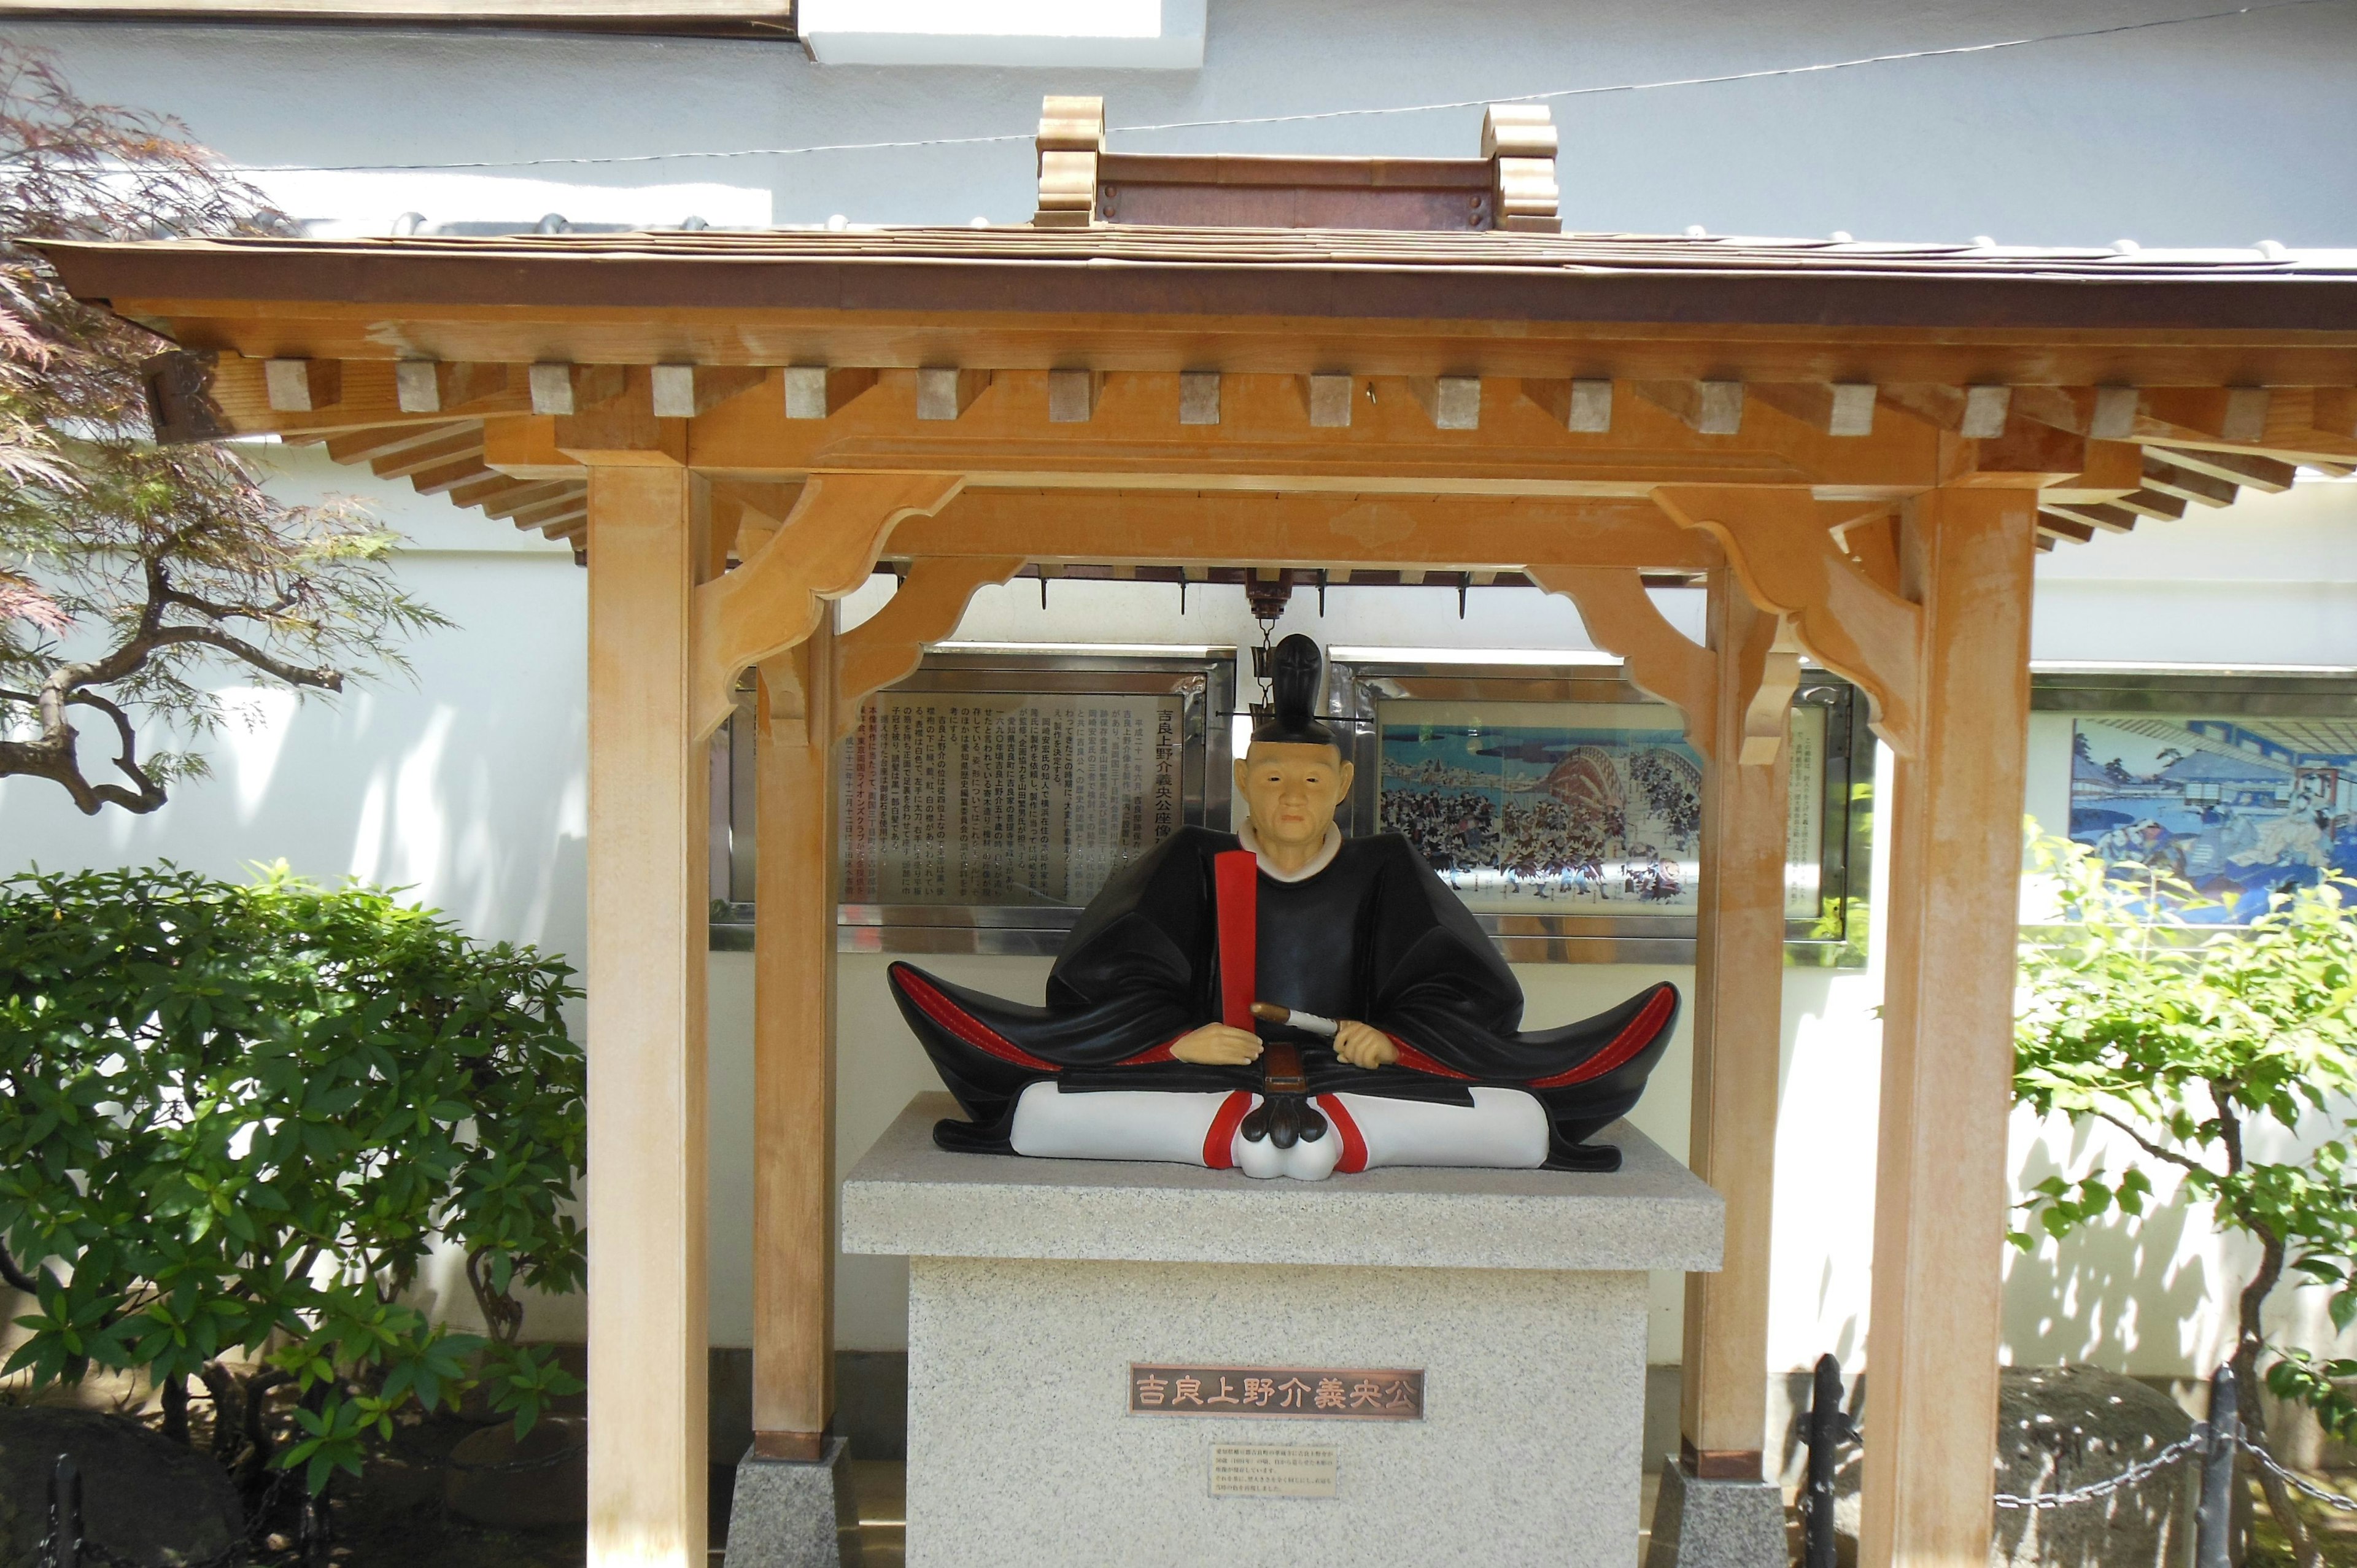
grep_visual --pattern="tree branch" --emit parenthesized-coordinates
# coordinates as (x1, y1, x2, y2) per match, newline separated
(0, 1238, 39, 1294)
(146, 624, 341, 692)
(2092, 1108, 2214, 1176)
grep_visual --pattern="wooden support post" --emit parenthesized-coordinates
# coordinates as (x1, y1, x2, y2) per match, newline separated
(1528, 557, 1795, 1483)
(584, 464, 710, 1566)
(751, 616, 840, 1461)
(1681, 568, 1797, 1480)
(1860, 487, 2038, 1568)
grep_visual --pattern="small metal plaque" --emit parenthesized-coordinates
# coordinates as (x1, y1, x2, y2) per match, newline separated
(1210, 1443, 1339, 1499)
(1128, 1364, 1424, 1421)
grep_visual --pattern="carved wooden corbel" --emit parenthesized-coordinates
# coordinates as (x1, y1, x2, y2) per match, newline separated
(1525, 564, 1716, 759)
(1526, 564, 1798, 769)
(694, 471, 966, 740)
(834, 555, 1025, 742)
(1651, 486, 1924, 757)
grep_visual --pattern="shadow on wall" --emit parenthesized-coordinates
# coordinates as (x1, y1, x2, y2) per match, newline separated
(0, 552, 590, 965)
(2002, 1129, 2215, 1374)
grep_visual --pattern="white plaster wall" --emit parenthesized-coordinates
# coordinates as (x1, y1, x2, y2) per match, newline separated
(6, 0, 2357, 1385)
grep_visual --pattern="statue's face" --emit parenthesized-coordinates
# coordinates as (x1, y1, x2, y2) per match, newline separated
(1235, 743, 1355, 854)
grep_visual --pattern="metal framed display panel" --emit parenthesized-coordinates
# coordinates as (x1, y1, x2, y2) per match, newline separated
(2027, 666, 2357, 928)
(1323, 657, 1875, 965)
(711, 647, 1236, 954)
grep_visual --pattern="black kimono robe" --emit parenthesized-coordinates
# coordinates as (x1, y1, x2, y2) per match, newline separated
(888, 826, 1678, 1169)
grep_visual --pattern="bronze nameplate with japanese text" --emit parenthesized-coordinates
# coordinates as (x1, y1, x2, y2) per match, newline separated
(1128, 1364, 1424, 1420)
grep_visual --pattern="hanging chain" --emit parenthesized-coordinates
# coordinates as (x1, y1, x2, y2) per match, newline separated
(2241, 1430, 2357, 1514)
(1247, 610, 1279, 729)
(1990, 1426, 2210, 1510)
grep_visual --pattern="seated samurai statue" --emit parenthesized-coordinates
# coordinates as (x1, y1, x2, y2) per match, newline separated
(888, 635, 1679, 1180)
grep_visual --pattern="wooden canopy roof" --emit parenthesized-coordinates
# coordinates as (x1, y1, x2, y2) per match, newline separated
(31, 91, 2357, 568)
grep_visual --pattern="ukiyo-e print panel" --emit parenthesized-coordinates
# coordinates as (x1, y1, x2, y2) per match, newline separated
(1325, 658, 1868, 962)
(2063, 714, 2357, 922)
(1376, 700, 1709, 914)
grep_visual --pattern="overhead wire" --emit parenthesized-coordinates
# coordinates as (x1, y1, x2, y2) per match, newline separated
(227, 0, 2354, 174)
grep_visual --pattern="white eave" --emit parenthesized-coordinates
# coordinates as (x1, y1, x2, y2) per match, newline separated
(797, 0, 1204, 67)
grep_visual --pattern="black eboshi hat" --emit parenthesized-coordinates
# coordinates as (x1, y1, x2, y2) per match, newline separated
(1250, 634, 1336, 749)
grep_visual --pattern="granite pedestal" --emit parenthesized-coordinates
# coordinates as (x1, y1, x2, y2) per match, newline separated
(843, 1092, 1723, 1568)
(723, 1436, 861, 1568)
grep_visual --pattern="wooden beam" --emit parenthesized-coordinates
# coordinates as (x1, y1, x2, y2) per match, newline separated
(1653, 485, 1923, 756)
(1750, 382, 1876, 438)
(462, 476, 575, 516)
(1949, 425, 2140, 494)
(2011, 385, 2142, 442)
(2110, 488, 2187, 521)
(1882, 383, 2011, 438)
(511, 489, 596, 530)
(1048, 368, 1101, 423)
(692, 471, 967, 738)
(410, 456, 495, 497)
(368, 428, 482, 480)
(1180, 371, 1221, 426)
(2037, 500, 2136, 534)
(1410, 375, 1480, 430)
(263, 357, 339, 413)
(2138, 454, 2240, 507)
(652, 363, 767, 419)
(2034, 511, 2099, 544)
(395, 359, 509, 415)
(583, 463, 709, 1566)
(2143, 444, 2297, 493)
(891, 490, 1720, 572)
(1860, 487, 2037, 1568)
(784, 365, 880, 420)
(751, 617, 838, 1460)
(324, 419, 474, 466)
(1682, 572, 1797, 1480)
(1304, 374, 1353, 428)
(1635, 380, 1744, 436)
(833, 555, 1026, 739)
(678, 368, 1951, 497)
(916, 367, 991, 422)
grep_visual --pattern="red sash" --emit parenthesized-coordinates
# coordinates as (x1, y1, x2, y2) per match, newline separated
(1214, 849, 1258, 1030)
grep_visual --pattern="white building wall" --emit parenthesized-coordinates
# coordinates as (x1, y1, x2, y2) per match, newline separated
(6, 0, 2357, 1381)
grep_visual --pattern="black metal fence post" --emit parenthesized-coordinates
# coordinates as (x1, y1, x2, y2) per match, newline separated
(1803, 1353, 1852, 1568)
(46, 1453, 81, 1568)
(2196, 1363, 2239, 1568)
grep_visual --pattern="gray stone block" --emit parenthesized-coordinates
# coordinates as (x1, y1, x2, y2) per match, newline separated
(725, 1437, 862, 1568)
(1645, 1458, 1787, 1568)
(843, 1092, 1724, 1273)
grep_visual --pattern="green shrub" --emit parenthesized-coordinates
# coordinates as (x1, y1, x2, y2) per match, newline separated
(0, 862, 584, 1493)
(2014, 835, 2357, 1566)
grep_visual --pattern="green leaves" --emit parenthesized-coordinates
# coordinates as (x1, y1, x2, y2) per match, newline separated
(0, 863, 584, 1493)
(478, 1343, 586, 1442)
(2016, 837, 2357, 1445)
(2009, 1166, 2152, 1250)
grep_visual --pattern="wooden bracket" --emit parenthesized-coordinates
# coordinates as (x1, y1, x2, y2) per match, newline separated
(833, 555, 1024, 741)
(1525, 565, 1714, 758)
(1652, 485, 1924, 757)
(694, 471, 966, 740)
(1527, 564, 1795, 768)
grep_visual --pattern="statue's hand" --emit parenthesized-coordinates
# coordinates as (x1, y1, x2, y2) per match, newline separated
(1171, 1023, 1266, 1065)
(1334, 1021, 1398, 1069)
